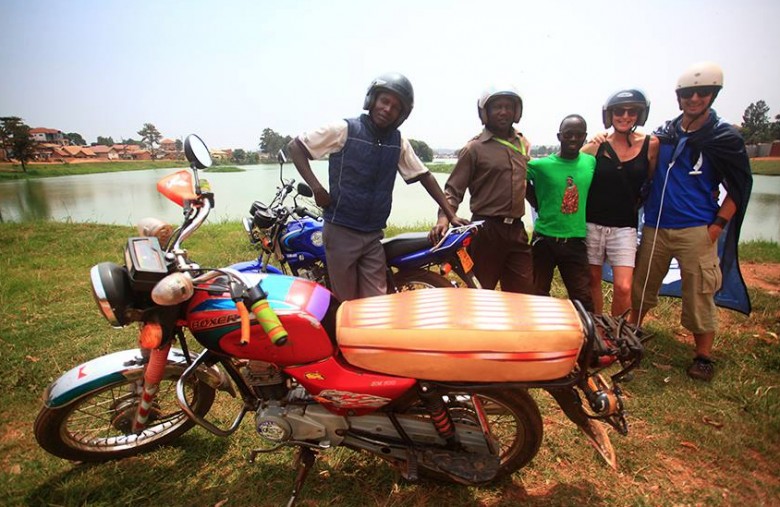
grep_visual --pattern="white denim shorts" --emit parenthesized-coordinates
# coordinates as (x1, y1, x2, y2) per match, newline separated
(586, 223, 638, 267)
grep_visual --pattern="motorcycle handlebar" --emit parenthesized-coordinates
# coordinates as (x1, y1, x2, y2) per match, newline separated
(431, 220, 484, 251)
(194, 268, 289, 347)
(294, 206, 320, 220)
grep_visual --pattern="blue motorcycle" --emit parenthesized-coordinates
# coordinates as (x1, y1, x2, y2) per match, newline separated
(235, 153, 483, 292)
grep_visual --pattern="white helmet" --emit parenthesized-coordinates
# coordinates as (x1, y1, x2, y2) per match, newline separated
(676, 62, 723, 91)
(477, 84, 523, 124)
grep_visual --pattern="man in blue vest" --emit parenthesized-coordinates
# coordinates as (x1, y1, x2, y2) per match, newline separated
(288, 72, 467, 301)
(631, 62, 752, 382)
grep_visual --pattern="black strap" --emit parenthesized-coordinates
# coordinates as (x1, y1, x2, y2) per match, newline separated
(596, 135, 651, 208)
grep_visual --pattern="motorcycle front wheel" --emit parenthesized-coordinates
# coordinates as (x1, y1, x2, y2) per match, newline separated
(34, 368, 216, 462)
(391, 269, 454, 292)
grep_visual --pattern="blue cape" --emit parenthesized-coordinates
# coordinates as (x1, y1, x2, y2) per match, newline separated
(605, 110, 753, 315)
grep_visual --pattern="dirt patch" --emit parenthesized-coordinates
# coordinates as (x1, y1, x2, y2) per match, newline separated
(741, 262, 780, 294)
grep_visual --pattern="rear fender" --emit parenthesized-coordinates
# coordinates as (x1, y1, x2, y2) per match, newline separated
(42, 348, 226, 408)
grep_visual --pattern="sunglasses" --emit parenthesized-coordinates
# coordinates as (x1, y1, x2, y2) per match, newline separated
(677, 86, 717, 99)
(612, 107, 639, 118)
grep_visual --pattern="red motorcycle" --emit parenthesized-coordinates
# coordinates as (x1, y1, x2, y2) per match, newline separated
(34, 135, 644, 506)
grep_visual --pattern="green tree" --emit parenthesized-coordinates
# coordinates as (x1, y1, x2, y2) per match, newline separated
(0, 116, 23, 151)
(137, 123, 162, 157)
(259, 128, 292, 158)
(96, 136, 115, 146)
(121, 138, 144, 146)
(246, 151, 260, 164)
(741, 100, 771, 144)
(771, 114, 780, 141)
(232, 148, 247, 164)
(65, 132, 86, 146)
(0, 117, 35, 172)
(175, 139, 183, 152)
(409, 139, 434, 162)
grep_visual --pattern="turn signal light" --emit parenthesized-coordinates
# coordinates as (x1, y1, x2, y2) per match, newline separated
(151, 272, 194, 306)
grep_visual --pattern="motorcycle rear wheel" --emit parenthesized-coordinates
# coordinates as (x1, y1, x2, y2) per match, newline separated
(34, 368, 215, 462)
(436, 389, 543, 482)
(391, 269, 454, 291)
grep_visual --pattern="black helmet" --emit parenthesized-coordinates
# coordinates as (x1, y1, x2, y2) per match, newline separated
(602, 89, 650, 129)
(363, 72, 414, 129)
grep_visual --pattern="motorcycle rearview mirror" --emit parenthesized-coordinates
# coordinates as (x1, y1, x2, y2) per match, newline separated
(241, 216, 253, 234)
(184, 134, 212, 170)
(277, 148, 288, 185)
(297, 182, 313, 198)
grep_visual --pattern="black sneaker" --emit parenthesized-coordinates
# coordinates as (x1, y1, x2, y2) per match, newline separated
(687, 356, 715, 382)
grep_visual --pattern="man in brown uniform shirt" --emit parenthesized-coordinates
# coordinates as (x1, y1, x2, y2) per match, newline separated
(432, 84, 533, 293)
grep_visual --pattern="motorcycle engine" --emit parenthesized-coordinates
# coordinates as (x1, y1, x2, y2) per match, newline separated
(296, 265, 328, 286)
(241, 360, 287, 400)
(255, 401, 348, 447)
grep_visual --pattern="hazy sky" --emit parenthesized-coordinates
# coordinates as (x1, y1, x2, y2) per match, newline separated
(2, 0, 779, 151)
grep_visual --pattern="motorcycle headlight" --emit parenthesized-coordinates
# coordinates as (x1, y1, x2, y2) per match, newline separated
(250, 201, 276, 229)
(90, 262, 132, 327)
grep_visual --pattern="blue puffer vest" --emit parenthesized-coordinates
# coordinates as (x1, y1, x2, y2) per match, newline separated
(324, 114, 401, 232)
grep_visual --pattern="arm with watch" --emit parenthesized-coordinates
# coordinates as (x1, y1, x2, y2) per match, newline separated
(708, 195, 737, 243)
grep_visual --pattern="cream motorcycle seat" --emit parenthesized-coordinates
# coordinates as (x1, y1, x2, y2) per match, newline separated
(337, 288, 585, 382)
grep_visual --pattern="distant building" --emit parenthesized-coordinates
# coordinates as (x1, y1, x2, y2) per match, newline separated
(88, 145, 120, 160)
(30, 128, 66, 145)
(210, 149, 232, 162)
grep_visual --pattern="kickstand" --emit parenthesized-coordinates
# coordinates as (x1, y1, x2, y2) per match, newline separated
(286, 446, 318, 507)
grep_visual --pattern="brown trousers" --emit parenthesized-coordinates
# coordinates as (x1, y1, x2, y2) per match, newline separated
(468, 217, 533, 294)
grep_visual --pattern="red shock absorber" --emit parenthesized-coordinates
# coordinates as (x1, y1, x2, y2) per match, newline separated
(132, 341, 172, 433)
(419, 384, 457, 444)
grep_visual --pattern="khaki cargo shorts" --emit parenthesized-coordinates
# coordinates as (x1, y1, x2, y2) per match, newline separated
(632, 225, 721, 334)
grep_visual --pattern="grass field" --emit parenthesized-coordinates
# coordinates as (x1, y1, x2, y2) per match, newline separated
(749, 158, 780, 176)
(0, 221, 778, 506)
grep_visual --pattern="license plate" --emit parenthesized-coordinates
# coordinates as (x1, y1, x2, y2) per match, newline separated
(457, 247, 474, 272)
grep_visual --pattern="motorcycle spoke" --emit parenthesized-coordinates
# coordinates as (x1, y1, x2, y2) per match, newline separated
(60, 378, 195, 451)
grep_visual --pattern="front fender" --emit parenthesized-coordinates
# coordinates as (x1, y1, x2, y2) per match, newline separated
(42, 348, 225, 408)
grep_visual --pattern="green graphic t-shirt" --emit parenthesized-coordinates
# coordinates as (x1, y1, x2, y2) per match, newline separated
(527, 153, 596, 238)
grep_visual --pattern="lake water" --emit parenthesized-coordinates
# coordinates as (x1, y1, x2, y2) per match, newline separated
(1, 162, 779, 242)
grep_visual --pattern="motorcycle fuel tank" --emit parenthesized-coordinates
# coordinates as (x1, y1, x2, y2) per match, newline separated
(281, 218, 325, 267)
(186, 273, 336, 365)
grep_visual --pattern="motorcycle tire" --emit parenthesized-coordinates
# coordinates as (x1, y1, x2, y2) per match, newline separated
(424, 389, 543, 483)
(391, 269, 454, 292)
(34, 368, 216, 462)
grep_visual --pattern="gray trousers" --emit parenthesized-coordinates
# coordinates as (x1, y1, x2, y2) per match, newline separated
(323, 221, 387, 301)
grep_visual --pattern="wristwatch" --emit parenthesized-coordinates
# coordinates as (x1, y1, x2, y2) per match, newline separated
(711, 216, 728, 228)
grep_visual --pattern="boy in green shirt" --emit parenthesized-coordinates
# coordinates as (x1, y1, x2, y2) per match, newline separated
(527, 114, 596, 311)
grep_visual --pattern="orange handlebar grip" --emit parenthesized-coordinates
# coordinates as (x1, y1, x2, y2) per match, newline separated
(235, 300, 251, 345)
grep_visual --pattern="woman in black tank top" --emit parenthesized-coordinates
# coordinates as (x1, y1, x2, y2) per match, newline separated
(581, 89, 659, 316)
